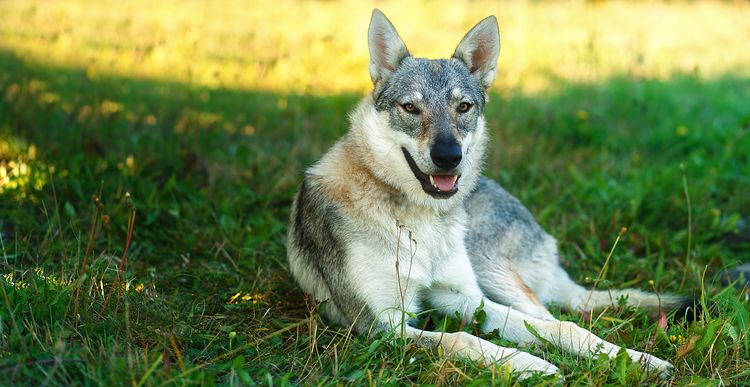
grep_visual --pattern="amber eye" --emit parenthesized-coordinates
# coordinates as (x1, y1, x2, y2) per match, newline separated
(457, 102, 472, 113)
(402, 103, 419, 114)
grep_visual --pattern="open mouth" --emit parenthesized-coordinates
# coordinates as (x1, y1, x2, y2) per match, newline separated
(401, 148, 459, 199)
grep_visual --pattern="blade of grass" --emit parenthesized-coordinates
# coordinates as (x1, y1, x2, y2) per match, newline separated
(99, 199, 136, 318)
(136, 353, 163, 387)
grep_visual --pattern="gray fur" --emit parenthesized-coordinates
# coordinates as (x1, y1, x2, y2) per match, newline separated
(375, 57, 486, 136)
(466, 177, 546, 261)
(286, 9, 681, 378)
(288, 179, 376, 333)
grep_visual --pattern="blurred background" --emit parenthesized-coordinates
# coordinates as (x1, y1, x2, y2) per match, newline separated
(3, 1, 749, 92)
(1, 0, 749, 384)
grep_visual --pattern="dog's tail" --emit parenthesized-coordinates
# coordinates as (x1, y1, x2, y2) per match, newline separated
(575, 288, 700, 321)
(544, 263, 702, 321)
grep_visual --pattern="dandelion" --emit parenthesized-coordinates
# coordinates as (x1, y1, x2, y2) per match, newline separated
(197, 111, 221, 127)
(241, 125, 256, 136)
(100, 99, 123, 115)
(41, 92, 60, 104)
(28, 79, 46, 93)
(576, 109, 589, 121)
(125, 155, 135, 171)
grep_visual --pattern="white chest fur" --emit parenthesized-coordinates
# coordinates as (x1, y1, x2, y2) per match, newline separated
(343, 205, 470, 322)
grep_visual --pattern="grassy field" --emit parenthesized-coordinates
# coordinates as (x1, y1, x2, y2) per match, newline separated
(1, 0, 749, 385)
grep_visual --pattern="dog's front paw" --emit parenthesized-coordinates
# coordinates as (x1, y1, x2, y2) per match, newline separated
(504, 350, 561, 381)
(647, 356, 675, 379)
(627, 349, 674, 378)
(441, 332, 562, 381)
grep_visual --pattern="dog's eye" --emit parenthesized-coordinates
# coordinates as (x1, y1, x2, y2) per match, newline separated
(457, 102, 472, 113)
(402, 103, 419, 114)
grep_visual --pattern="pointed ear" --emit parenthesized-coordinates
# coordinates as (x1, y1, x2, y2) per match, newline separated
(368, 9, 410, 85)
(453, 16, 500, 90)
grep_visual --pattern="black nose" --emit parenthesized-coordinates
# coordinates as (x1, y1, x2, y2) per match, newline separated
(431, 140, 462, 170)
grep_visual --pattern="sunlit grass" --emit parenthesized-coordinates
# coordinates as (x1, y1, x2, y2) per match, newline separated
(1, 0, 749, 94)
(0, 133, 47, 197)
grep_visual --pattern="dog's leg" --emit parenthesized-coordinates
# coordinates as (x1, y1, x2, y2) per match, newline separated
(425, 286, 674, 377)
(399, 325, 559, 379)
(483, 301, 674, 377)
(472, 259, 556, 321)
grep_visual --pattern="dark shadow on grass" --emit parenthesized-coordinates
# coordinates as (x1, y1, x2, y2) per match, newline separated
(0, 47, 360, 283)
(2, 45, 750, 281)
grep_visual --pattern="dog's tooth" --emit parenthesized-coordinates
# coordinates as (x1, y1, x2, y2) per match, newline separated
(429, 175, 435, 187)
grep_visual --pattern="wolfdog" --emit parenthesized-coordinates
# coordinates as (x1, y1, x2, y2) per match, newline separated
(288, 9, 690, 379)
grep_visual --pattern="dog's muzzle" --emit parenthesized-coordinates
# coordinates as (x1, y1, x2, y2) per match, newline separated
(402, 147, 459, 199)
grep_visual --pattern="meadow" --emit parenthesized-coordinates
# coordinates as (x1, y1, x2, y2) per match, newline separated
(0, 0, 749, 385)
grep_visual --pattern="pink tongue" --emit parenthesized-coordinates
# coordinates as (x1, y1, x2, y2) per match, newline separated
(433, 175, 456, 191)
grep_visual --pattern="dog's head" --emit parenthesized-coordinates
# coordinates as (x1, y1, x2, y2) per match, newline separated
(360, 9, 499, 209)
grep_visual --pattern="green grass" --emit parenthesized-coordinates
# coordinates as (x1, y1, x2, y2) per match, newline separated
(1, 1, 749, 385)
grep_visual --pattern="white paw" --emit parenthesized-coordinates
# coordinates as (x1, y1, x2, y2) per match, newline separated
(507, 351, 561, 380)
(627, 349, 674, 378)
(443, 332, 562, 381)
(481, 344, 560, 380)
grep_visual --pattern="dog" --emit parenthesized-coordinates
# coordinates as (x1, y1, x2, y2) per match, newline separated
(287, 9, 690, 379)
